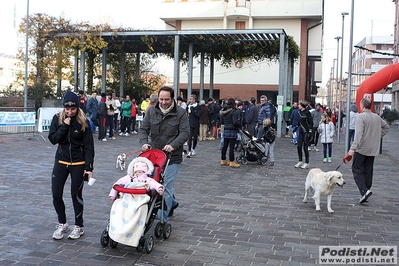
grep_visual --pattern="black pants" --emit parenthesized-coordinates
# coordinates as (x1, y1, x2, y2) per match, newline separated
(121, 116, 131, 134)
(221, 137, 237, 162)
(352, 152, 374, 196)
(297, 132, 310, 163)
(187, 126, 199, 151)
(98, 115, 106, 140)
(312, 127, 320, 146)
(52, 162, 85, 227)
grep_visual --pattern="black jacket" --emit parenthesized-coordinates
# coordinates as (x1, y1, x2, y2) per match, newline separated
(48, 114, 95, 171)
(220, 105, 241, 130)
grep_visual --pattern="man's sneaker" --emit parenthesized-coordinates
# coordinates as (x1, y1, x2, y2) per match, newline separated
(102, 138, 107, 142)
(300, 163, 309, 169)
(111, 136, 116, 140)
(68, 225, 84, 240)
(323, 158, 327, 163)
(294, 162, 303, 168)
(359, 190, 372, 204)
(186, 151, 191, 158)
(313, 146, 319, 152)
(191, 149, 196, 156)
(119, 132, 124, 136)
(52, 223, 69, 240)
(168, 203, 179, 217)
(308, 147, 311, 151)
(328, 157, 332, 163)
(132, 131, 138, 134)
(124, 133, 130, 137)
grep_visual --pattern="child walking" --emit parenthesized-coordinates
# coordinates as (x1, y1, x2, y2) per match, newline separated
(262, 118, 276, 166)
(318, 114, 335, 163)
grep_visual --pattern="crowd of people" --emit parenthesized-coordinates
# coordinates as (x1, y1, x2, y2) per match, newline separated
(49, 89, 390, 241)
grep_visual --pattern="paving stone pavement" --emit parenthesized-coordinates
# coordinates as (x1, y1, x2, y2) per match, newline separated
(0, 126, 398, 266)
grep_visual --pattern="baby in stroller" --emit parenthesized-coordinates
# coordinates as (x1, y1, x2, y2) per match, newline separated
(108, 157, 164, 202)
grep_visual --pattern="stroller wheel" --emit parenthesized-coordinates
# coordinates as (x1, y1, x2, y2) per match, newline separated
(109, 238, 118, 248)
(163, 223, 172, 239)
(145, 235, 155, 253)
(154, 222, 163, 238)
(100, 229, 109, 247)
(136, 238, 145, 252)
(260, 157, 268, 165)
(241, 157, 248, 165)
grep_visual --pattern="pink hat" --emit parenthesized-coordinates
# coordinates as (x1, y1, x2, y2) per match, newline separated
(133, 161, 148, 173)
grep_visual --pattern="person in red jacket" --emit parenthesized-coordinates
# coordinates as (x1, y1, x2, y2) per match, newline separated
(130, 98, 138, 134)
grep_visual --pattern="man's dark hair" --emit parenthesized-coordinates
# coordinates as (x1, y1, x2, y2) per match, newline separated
(158, 86, 174, 99)
(250, 97, 256, 104)
(361, 98, 372, 109)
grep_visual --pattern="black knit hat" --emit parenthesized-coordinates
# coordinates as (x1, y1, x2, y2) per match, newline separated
(62, 91, 79, 107)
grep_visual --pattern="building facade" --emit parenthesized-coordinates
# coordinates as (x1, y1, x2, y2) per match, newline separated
(350, 36, 394, 114)
(159, 0, 323, 103)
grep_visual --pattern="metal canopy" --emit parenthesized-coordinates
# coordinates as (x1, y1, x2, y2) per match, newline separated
(99, 29, 286, 54)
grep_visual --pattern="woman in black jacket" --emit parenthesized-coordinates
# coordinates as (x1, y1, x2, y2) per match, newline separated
(220, 98, 241, 168)
(294, 100, 313, 169)
(48, 91, 95, 240)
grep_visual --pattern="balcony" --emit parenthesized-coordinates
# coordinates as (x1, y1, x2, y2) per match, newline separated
(226, 6, 250, 19)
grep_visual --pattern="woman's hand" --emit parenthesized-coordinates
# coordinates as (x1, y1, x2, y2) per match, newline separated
(64, 117, 71, 125)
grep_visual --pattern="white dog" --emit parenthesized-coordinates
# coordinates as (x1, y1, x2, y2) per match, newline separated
(116, 153, 127, 170)
(302, 168, 345, 213)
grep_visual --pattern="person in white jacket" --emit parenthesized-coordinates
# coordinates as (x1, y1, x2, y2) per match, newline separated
(318, 113, 335, 163)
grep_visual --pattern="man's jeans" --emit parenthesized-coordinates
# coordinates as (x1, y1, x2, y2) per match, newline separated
(158, 163, 180, 222)
(89, 113, 96, 133)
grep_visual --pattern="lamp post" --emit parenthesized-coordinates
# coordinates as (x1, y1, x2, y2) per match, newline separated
(24, 0, 29, 111)
(334, 36, 341, 139)
(337, 12, 349, 143)
(344, 0, 355, 154)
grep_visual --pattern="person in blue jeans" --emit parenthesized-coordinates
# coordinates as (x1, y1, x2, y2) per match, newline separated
(86, 91, 98, 134)
(139, 86, 189, 222)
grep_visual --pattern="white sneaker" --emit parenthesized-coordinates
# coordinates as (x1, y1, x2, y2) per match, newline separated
(191, 149, 196, 156)
(313, 146, 319, 152)
(301, 163, 309, 169)
(132, 131, 137, 134)
(186, 151, 192, 158)
(68, 225, 84, 240)
(102, 138, 107, 142)
(124, 133, 130, 136)
(294, 162, 303, 168)
(119, 132, 124, 136)
(52, 223, 69, 240)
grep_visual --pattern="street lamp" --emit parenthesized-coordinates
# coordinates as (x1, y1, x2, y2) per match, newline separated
(334, 36, 341, 127)
(337, 12, 349, 143)
(344, 0, 355, 154)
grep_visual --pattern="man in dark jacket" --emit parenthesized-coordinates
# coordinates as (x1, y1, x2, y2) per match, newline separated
(86, 91, 98, 134)
(246, 97, 259, 137)
(139, 86, 189, 221)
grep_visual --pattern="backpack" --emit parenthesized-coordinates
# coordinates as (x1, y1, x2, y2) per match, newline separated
(232, 109, 242, 127)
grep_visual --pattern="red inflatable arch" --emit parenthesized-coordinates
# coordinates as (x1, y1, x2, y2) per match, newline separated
(356, 62, 399, 112)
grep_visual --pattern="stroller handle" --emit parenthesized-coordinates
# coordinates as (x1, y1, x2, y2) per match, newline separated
(113, 184, 148, 195)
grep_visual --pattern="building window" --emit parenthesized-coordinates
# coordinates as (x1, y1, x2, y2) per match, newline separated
(237, 0, 246, 7)
(236, 21, 245, 29)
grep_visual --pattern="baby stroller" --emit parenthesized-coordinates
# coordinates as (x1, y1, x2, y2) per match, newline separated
(100, 149, 171, 253)
(236, 129, 268, 165)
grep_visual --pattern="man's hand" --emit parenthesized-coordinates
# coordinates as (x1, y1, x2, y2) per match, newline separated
(141, 144, 151, 151)
(162, 144, 174, 153)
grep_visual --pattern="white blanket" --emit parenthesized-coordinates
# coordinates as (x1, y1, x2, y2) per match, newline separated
(109, 183, 150, 247)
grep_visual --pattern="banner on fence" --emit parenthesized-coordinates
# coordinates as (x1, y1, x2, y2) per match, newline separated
(38, 107, 62, 132)
(0, 112, 36, 127)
